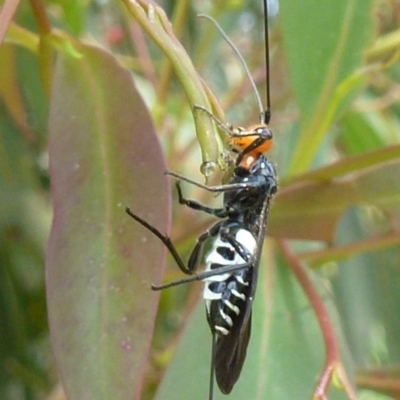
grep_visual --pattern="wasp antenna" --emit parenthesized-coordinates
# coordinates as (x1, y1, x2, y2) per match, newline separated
(262, 0, 271, 125)
(197, 13, 264, 119)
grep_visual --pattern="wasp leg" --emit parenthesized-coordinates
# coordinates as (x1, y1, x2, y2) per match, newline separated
(152, 262, 253, 290)
(176, 181, 228, 218)
(220, 229, 253, 263)
(125, 207, 190, 275)
(167, 171, 261, 193)
(186, 221, 223, 273)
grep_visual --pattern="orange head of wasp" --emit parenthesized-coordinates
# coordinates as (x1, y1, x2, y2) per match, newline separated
(229, 124, 273, 170)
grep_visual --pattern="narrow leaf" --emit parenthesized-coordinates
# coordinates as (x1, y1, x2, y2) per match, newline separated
(270, 159, 400, 241)
(279, 0, 376, 173)
(0, 0, 20, 43)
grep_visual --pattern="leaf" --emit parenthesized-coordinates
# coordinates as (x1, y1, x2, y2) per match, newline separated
(0, 0, 20, 44)
(279, 0, 376, 173)
(270, 157, 400, 242)
(332, 209, 400, 383)
(46, 41, 170, 400)
(154, 246, 352, 400)
(339, 111, 386, 155)
(122, 0, 223, 168)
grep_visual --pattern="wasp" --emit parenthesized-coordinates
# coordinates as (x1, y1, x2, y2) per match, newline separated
(126, 0, 277, 398)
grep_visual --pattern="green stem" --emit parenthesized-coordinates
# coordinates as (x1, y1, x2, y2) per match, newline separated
(121, 0, 225, 174)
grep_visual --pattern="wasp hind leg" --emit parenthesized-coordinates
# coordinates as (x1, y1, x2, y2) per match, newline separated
(125, 207, 189, 276)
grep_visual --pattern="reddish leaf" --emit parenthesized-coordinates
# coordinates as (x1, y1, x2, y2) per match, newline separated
(46, 42, 170, 400)
(270, 158, 400, 241)
(0, 0, 20, 44)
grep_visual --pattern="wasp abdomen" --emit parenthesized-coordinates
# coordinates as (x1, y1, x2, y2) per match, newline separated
(203, 229, 256, 335)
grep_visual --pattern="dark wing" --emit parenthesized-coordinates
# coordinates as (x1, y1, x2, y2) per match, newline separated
(214, 258, 256, 394)
(214, 311, 252, 394)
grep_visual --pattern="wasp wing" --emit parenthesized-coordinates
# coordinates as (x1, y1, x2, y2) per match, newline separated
(214, 310, 252, 394)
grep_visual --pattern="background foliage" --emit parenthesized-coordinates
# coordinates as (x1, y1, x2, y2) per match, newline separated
(0, 0, 400, 399)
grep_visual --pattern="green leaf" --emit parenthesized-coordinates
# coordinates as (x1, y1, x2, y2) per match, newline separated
(46, 41, 170, 400)
(333, 209, 400, 369)
(122, 0, 223, 170)
(339, 111, 386, 155)
(279, 0, 376, 173)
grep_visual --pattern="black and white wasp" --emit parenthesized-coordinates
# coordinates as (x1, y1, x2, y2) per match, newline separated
(126, 0, 277, 398)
